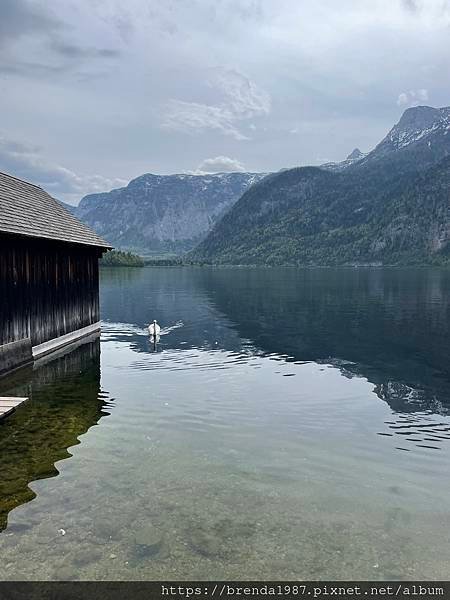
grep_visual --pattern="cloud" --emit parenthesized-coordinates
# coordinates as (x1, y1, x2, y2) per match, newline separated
(396, 89, 429, 106)
(401, 0, 450, 16)
(99, 6, 135, 45)
(401, 0, 419, 11)
(1, 0, 450, 182)
(50, 40, 120, 60)
(162, 68, 270, 140)
(0, 0, 120, 80)
(0, 0, 62, 48)
(192, 156, 247, 174)
(0, 133, 126, 204)
(162, 100, 248, 141)
(212, 68, 271, 118)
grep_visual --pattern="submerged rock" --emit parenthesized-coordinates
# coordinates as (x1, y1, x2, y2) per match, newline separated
(134, 524, 164, 556)
(36, 522, 63, 545)
(95, 517, 123, 542)
(186, 518, 257, 560)
(188, 528, 222, 558)
(71, 546, 102, 567)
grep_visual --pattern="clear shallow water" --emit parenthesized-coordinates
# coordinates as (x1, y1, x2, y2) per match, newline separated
(1, 267, 450, 580)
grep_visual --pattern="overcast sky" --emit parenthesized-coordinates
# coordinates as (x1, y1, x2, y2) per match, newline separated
(0, 0, 449, 204)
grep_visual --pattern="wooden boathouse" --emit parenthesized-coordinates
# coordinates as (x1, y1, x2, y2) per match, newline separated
(0, 171, 111, 376)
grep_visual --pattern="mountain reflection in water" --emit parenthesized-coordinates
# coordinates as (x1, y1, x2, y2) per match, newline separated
(100, 267, 450, 416)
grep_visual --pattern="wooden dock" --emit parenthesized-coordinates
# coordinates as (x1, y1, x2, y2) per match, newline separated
(0, 397, 28, 420)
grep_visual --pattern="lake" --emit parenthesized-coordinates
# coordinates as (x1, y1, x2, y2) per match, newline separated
(1, 266, 450, 580)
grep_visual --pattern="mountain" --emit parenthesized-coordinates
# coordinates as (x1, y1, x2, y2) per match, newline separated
(190, 105, 450, 266)
(58, 199, 77, 214)
(367, 105, 450, 161)
(73, 172, 267, 254)
(321, 147, 367, 172)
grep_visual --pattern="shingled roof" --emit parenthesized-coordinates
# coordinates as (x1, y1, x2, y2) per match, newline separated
(0, 171, 111, 248)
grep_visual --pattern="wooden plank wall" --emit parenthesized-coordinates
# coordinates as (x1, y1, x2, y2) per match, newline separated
(0, 234, 102, 347)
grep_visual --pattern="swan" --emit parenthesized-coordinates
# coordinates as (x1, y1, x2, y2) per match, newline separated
(148, 319, 161, 337)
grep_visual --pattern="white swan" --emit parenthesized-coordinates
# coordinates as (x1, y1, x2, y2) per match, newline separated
(148, 319, 161, 336)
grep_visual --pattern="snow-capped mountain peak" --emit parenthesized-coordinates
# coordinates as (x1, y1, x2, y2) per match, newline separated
(373, 105, 450, 155)
(346, 148, 364, 161)
(321, 147, 367, 172)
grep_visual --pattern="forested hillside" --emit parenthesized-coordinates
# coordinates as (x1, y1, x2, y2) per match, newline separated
(190, 106, 450, 265)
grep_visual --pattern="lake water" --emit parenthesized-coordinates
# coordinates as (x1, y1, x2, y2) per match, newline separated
(1, 267, 450, 580)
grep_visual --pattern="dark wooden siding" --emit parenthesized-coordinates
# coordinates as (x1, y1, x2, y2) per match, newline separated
(0, 233, 101, 347)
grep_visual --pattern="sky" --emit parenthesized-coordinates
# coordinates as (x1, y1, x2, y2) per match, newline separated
(0, 0, 449, 204)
